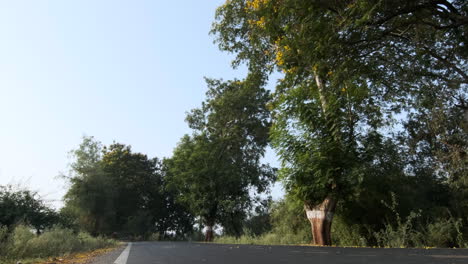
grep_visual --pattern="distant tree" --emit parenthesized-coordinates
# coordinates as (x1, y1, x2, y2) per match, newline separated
(166, 77, 275, 241)
(243, 197, 273, 237)
(166, 134, 230, 241)
(64, 136, 194, 238)
(100, 143, 164, 236)
(63, 136, 116, 235)
(0, 185, 58, 234)
(403, 83, 467, 219)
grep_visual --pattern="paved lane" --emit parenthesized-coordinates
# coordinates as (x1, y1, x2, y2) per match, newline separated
(107, 241, 468, 264)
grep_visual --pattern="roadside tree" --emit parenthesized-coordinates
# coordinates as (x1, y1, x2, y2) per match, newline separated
(166, 77, 274, 241)
(212, 0, 467, 245)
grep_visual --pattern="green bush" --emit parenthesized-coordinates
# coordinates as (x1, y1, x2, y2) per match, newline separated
(421, 217, 466, 248)
(372, 215, 468, 248)
(0, 224, 117, 263)
(148, 232, 161, 241)
(0, 225, 10, 256)
(215, 231, 310, 245)
(215, 194, 468, 248)
(6, 225, 36, 258)
(373, 212, 419, 248)
(331, 216, 367, 247)
(372, 192, 421, 248)
(371, 194, 467, 248)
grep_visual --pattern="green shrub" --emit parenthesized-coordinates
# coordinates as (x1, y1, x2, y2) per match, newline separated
(331, 216, 367, 247)
(148, 232, 161, 241)
(373, 214, 417, 247)
(421, 217, 466, 248)
(215, 231, 310, 246)
(371, 194, 468, 248)
(0, 224, 117, 262)
(187, 228, 205, 242)
(216, 193, 468, 248)
(0, 225, 10, 256)
(7, 225, 36, 258)
(372, 192, 421, 248)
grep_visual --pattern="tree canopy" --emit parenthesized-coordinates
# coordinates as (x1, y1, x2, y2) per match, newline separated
(212, 0, 467, 245)
(0, 185, 58, 234)
(63, 136, 193, 239)
(166, 76, 275, 240)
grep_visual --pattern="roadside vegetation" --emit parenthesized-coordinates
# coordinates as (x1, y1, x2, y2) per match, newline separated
(0, 186, 116, 264)
(214, 194, 468, 248)
(0, 225, 116, 264)
(212, 0, 467, 246)
(1, 0, 467, 257)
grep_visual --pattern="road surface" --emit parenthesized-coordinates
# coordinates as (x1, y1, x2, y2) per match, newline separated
(91, 241, 468, 264)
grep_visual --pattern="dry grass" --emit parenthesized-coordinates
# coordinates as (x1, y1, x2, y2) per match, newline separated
(0, 225, 118, 264)
(33, 246, 120, 264)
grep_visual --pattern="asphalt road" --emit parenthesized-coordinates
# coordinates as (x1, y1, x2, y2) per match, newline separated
(93, 241, 468, 264)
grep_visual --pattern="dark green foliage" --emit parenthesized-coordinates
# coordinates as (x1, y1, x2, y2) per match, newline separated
(212, 0, 393, 208)
(403, 82, 468, 215)
(212, 0, 467, 205)
(215, 195, 312, 245)
(0, 185, 58, 234)
(243, 198, 273, 237)
(212, 0, 467, 245)
(0, 224, 116, 263)
(63, 136, 194, 239)
(63, 137, 117, 235)
(166, 77, 275, 237)
(165, 135, 224, 229)
(4, 0, 466, 249)
(101, 143, 165, 236)
(269, 195, 311, 242)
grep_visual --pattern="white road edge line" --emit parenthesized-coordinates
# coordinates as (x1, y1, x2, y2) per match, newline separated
(114, 242, 132, 264)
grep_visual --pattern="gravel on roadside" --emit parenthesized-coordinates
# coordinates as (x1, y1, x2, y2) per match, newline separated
(87, 243, 127, 264)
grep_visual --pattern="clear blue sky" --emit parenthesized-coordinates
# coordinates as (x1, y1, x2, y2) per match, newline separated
(0, 0, 283, 208)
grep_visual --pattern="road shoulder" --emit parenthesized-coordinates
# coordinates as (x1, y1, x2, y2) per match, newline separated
(87, 243, 128, 264)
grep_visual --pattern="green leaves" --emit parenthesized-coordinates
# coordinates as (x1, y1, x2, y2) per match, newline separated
(0, 185, 59, 233)
(212, 0, 467, 211)
(166, 76, 274, 234)
(63, 136, 194, 238)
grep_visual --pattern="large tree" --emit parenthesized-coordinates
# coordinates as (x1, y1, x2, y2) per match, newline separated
(63, 136, 116, 235)
(100, 143, 165, 236)
(212, 0, 467, 245)
(64, 137, 193, 238)
(166, 77, 274, 241)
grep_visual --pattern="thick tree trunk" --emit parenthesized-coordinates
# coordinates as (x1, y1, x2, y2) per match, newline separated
(204, 225, 214, 242)
(304, 197, 337, 246)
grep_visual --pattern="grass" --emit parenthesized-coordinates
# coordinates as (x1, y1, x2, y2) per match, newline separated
(214, 215, 468, 249)
(214, 232, 310, 246)
(0, 225, 118, 264)
(1, 247, 119, 264)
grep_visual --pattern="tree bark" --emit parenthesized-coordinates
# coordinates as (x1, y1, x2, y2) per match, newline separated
(310, 72, 339, 246)
(304, 197, 337, 246)
(314, 72, 330, 115)
(204, 225, 214, 242)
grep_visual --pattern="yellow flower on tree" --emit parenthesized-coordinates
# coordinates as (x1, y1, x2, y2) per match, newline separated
(246, 0, 270, 10)
(276, 50, 285, 65)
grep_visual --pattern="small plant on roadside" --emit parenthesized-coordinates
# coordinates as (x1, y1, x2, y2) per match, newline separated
(0, 225, 117, 264)
(373, 193, 422, 248)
